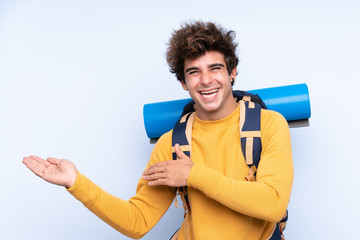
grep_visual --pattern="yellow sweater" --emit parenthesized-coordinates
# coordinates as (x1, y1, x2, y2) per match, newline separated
(67, 105, 293, 240)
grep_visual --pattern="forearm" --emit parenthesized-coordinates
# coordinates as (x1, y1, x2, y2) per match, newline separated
(67, 172, 176, 239)
(187, 163, 292, 222)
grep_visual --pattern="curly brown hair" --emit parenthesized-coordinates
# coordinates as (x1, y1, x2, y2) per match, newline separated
(166, 21, 239, 84)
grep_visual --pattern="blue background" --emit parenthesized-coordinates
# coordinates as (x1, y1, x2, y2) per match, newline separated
(0, 1, 359, 239)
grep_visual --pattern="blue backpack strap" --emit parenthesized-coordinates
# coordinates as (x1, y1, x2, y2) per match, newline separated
(172, 112, 194, 159)
(239, 96, 262, 181)
(172, 112, 196, 210)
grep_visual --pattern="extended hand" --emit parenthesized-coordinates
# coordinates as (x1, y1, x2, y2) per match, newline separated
(142, 144, 193, 187)
(23, 156, 77, 188)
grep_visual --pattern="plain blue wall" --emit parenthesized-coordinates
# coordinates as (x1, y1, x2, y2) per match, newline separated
(1, 1, 359, 239)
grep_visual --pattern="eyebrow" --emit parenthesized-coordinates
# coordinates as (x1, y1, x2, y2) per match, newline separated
(209, 63, 225, 68)
(185, 63, 225, 73)
(185, 67, 199, 73)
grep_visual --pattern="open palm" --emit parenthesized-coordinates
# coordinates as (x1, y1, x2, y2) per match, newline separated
(23, 156, 77, 188)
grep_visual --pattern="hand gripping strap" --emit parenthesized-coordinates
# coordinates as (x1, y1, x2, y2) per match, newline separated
(239, 98, 262, 181)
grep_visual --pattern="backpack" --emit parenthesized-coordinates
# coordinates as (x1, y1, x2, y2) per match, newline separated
(170, 90, 288, 240)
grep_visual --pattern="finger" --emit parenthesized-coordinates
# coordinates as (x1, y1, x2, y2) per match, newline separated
(174, 144, 188, 160)
(22, 156, 30, 165)
(23, 156, 47, 170)
(144, 164, 155, 173)
(143, 165, 154, 175)
(29, 155, 51, 167)
(29, 155, 45, 161)
(143, 165, 166, 176)
(143, 172, 167, 181)
(23, 157, 47, 178)
(143, 161, 169, 175)
(148, 178, 167, 186)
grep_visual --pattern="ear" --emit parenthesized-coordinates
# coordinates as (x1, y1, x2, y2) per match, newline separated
(180, 80, 188, 90)
(230, 66, 237, 81)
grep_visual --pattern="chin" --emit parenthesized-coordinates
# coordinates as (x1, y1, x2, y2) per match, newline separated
(199, 104, 221, 113)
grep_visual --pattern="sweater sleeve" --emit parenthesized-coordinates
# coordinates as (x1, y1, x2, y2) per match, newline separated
(187, 110, 294, 223)
(66, 131, 176, 239)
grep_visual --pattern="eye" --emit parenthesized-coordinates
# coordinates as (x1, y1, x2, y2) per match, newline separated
(211, 67, 221, 71)
(189, 70, 199, 75)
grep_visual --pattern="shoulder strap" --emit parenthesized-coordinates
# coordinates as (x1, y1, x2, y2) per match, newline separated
(172, 112, 195, 210)
(239, 96, 262, 181)
(171, 112, 195, 159)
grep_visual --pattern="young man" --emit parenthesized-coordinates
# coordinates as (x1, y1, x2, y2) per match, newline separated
(23, 21, 293, 240)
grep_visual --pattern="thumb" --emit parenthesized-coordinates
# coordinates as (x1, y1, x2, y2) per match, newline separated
(175, 144, 188, 160)
(47, 157, 61, 165)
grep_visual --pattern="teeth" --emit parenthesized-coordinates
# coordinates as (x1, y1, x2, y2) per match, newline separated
(201, 89, 218, 95)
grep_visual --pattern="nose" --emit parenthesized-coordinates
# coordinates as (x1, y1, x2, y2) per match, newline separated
(199, 71, 213, 86)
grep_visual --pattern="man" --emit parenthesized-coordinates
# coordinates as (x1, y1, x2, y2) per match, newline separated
(23, 21, 293, 240)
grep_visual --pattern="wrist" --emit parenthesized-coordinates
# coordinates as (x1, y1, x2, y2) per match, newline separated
(66, 171, 78, 189)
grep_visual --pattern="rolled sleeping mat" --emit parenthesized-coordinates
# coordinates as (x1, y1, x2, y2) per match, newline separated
(143, 83, 311, 139)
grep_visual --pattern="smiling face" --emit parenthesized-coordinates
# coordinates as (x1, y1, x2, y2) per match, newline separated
(181, 51, 238, 121)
